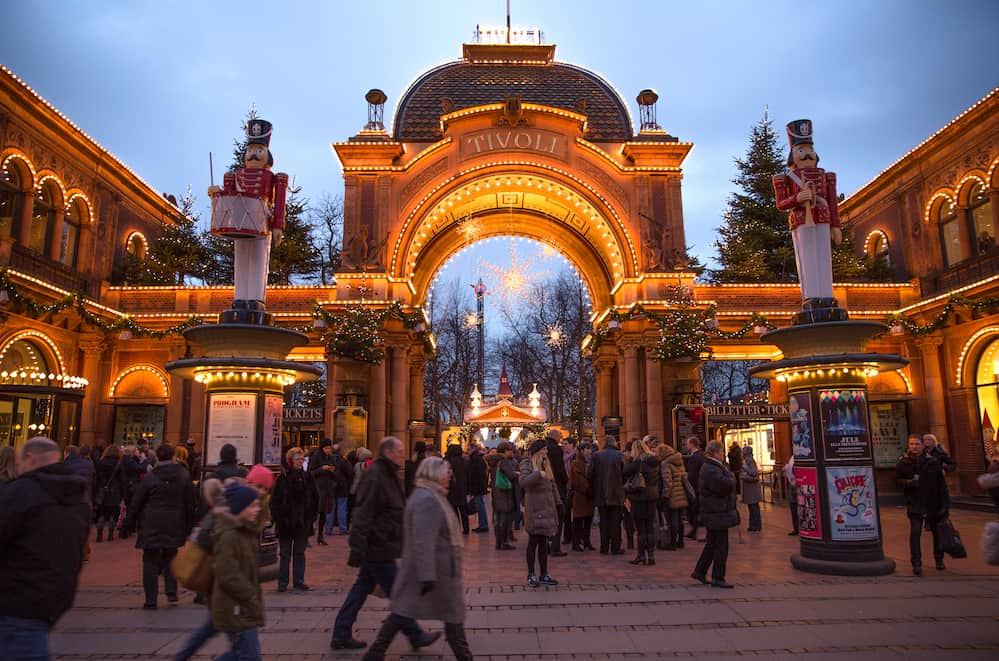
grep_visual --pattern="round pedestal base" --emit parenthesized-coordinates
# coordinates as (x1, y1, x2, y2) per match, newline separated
(791, 553, 895, 576)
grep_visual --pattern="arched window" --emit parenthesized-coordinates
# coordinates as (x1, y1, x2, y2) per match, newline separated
(937, 198, 964, 267)
(125, 232, 147, 259)
(0, 165, 24, 238)
(60, 199, 84, 268)
(30, 182, 58, 255)
(872, 232, 891, 268)
(969, 181, 995, 255)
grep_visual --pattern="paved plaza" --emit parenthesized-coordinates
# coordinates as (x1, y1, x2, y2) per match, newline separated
(56, 503, 999, 660)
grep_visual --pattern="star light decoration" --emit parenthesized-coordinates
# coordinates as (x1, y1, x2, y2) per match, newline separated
(457, 214, 483, 244)
(464, 311, 480, 329)
(481, 241, 551, 306)
(545, 322, 566, 349)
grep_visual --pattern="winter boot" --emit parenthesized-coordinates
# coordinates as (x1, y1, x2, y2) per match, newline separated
(627, 535, 635, 550)
(96, 524, 103, 543)
(108, 526, 115, 542)
(646, 550, 656, 566)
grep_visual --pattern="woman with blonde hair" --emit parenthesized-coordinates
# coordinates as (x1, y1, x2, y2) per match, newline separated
(270, 446, 318, 592)
(519, 437, 561, 587)
(623, 436, 661, 565)
(363, 456, 470, 660)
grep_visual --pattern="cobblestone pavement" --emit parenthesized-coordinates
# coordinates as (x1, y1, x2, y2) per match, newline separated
(56, 502, 999, 659)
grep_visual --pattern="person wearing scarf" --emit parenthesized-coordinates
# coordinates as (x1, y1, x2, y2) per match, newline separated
(362, 457, 471, 661)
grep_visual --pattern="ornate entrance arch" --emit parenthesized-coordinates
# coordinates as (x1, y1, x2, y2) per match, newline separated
(326, 38, 697, 450)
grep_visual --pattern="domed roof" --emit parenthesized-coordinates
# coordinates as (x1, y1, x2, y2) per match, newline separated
(392, 44, 634, 142)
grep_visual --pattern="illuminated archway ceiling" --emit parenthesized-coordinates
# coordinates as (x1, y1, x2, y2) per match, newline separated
(406, 174, 632, 284)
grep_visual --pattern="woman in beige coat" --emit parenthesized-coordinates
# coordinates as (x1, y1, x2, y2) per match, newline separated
(519, 437, 561, 587)
(363, 457, 470, 661)
(659, 445, 690, 550)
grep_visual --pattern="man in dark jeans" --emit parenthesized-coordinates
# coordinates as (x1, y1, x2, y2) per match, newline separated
(123, 444, 197, 609)
(684, 437, 706, 542)
(547, 430, 569, 556)
(330, 437, 440, 652)
(586, 435, 625, 555)
(897, 434, 957, 574)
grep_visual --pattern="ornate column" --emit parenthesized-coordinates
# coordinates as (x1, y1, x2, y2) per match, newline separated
(989, 188, 999, 241)
(644, 348, 665, 442)
(324, 356, 337, 439)
(620, 340, 643, 443)
(368, 358, 387, 447)
(48, 209, 64, 262)
(165, 339, 187, 444)
(78, 336, 105, 446)
(915, 336, 948, 444)
(409, 350, 425, 423)
(15, 189, 32, 247)
(954, 203, 974, 260)
(389, 343, 409, 440)
(593, 357, 615, 436)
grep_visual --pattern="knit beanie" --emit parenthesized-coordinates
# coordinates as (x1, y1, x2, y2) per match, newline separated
(528, 438, 547, 456)
(225, 483, 258, 515)
(220, 443, 238, 463)
(246, 464, 275, 490)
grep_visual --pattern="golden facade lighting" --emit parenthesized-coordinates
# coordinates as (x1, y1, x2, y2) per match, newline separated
(955, 326, 999, 386)
(192, 368, 297, 388)
(109, 365, 170, 399)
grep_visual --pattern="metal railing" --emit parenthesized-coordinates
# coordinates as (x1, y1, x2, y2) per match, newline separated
(9, 244, 95, 297)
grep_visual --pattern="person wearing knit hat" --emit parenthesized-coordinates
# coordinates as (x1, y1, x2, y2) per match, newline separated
(246, 465, 275, 492)
(214, 443, 247, 481)
(528, 438, 547, 456)
(210, 482, 264, 658)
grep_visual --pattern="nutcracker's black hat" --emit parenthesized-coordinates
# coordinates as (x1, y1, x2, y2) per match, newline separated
(246, 119, 273, 147)
(786, 119, 813, 147)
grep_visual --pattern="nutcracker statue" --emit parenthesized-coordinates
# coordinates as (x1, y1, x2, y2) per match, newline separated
(772, 119, 847, 324)
(208, 118, 289, 324)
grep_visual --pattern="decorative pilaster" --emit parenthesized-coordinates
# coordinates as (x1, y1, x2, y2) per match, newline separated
(593, 357, 616, 436)
(644, 345, 665, 442)
(915, 336, 948, 444)
(78, 336, 105, 446)
(620, 340, 643, 443)
(389, 343, 409, 440)
(409, 351, 426, 424)
(368, 358, 387, 447)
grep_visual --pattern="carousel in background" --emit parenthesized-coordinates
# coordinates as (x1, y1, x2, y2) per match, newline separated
(457, 365, 547, 448)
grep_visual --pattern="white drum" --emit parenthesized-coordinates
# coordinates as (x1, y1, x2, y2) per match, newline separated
(210, 196, 269, 238)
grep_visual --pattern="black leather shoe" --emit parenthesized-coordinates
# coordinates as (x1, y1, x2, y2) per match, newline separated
(711, 580, 734, 589)
(539, 574, 558, 586)
(293, 583, 310, 591)
(935, 560, 946, 570)
(277, 585, 287, 592)
(498, 543, 516, 550)
(691, 572, 709, 585)
(330, 638, 366, 650)
(166, 593, 178, 603)
(411, 631, 442, 651)
(913, 566, 922, 576)
(611, 549, 625, 555)
(142, 603, 157, 610)
(550, 550, 568, 557)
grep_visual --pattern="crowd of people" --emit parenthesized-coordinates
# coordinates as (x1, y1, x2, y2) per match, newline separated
(2, 426, 996, 661)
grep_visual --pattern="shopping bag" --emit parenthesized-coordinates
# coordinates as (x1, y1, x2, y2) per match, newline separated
(172, 538, 214, 593)
(936, 517, 967, 559)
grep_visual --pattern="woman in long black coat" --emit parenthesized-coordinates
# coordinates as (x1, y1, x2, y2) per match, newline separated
(270, 446, 319, 592)
(445, 444, 470, 535)
(93, 445, 126, 542)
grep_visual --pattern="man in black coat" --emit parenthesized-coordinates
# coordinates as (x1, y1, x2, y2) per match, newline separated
(691, 441, 738, 588)
(684, 437, 706, 541)
(468, 445, 489, 533)
(63, 445, 95, 503)
(123, 444, 197, 609)
(546, 430, 570, 555)
(211, 443, 246, 482)
(0, 437, 90, 659)
(586, 435, 626, 555)
(330, 437, 438, 651)
(445, 443, 470, 535)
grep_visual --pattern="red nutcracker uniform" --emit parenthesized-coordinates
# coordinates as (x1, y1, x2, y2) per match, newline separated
(772, 119, 841, 303)
(208, 118, 288, 314)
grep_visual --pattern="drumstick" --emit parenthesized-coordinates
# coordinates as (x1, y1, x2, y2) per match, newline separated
(209, 152, 215, 188)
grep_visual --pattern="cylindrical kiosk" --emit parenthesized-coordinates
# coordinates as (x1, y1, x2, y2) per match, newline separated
(751, 321, 906, 576)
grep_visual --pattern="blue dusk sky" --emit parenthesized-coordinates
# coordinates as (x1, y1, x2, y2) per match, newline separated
(2, 0, 997, 280)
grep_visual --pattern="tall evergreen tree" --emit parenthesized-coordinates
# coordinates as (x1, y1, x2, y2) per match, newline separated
(711, 114, 795, 283)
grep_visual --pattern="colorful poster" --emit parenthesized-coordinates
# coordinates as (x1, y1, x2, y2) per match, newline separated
(870, 401, 909, 467)
(207, 392, 256, 466)
(826, 465, 879, 540)
(673, 406, 707, 448)
(794, 466, 821, 539)
(789, 392, 814, 460)
(819, 389, 871, 460)
(262, 395, 284, 465)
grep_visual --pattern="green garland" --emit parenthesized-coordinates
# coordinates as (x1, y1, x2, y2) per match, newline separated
(888, 294, 999, 336)
(587, 299, 775, 362)
(314, 301, 429, 364)
(0, 268, 201, 338)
